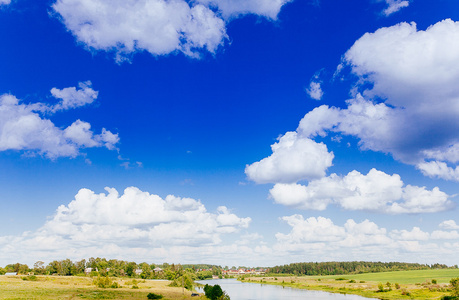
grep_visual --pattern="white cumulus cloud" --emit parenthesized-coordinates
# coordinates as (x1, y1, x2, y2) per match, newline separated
(50, 81, 98, 112)
(342, 20, 459, 166)
(269, 168, 452, 214)
(0, 187, 251, 265)
(290, 20, 459, 181)
(274, 215, 459, 264)
(245, 131, 334, 184)
(52, 0, 290, 62)
(439, 220, 459, 230)
(417, 161, 459, 182)
(382, 0, 409, 16)
(0, 83, 118, 159)
(306, 81, 323, 100)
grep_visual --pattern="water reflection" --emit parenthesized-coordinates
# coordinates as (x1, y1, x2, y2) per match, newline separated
(197, 279, 369, 300)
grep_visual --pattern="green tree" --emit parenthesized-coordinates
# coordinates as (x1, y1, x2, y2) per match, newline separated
(450, 278, 459, 297)
(33, 261, 45, 275)
(204, 284, 229, 300)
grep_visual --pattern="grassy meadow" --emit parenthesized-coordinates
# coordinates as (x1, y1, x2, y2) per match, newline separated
(244, 269, 459, 299)
(0, 275, 205, 300)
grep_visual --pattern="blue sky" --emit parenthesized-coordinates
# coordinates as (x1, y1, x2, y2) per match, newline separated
(1, 0, 459, 267)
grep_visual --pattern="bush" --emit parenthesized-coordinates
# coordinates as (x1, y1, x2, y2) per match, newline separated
(395, 283, 400, 289)
(93, 276, 114, 288)
(401, 289, 411, 296)
(147, 293, 163, 299)
(22, 275, 38, 281)
(432, 279, 437, 284)
(451, 278, 459, 297)
(204, 284, 230, 300)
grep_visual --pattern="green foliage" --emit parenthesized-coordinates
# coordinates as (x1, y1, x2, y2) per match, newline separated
(22, 275, 38, 281)
(168, 273, 194, 290)
(433, 279, 438, 284)
(268, 261, 450, 276)
(451, 278, 459, 297)
(203, 284, 230, 300)
(395, 282, 400, 289)
(147, 293, 163, 299)
(93, 276, 118, 288)
(197, 270, 213, 280)
(348, 279, 356, 283)
(378, 283, 385, 292)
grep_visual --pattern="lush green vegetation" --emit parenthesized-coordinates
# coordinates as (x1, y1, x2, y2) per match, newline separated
(268, 261, 456, 276)
(0, 258, 223, 285)
(203, 284, 230, 300)
(244, 271, 459, 300)
(315, 269, 459, 284)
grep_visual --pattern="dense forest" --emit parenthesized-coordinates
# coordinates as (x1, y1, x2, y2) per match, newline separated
(268, 261, 458, 276)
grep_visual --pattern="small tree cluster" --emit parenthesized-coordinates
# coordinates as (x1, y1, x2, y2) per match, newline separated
(203, 284, 230, 300)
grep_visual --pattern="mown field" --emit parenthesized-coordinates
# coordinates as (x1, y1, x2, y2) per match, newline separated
(0, 275, 205, 300)
(245, 269, 459, 299)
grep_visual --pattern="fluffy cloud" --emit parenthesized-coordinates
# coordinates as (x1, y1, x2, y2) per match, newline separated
(52, 0, 290, 61)
(275, 215, 345, 243)
(245, 131, 334, 184)
(0, 0, 11, 5)
(294, 20, 459, 180)
(382, 0, 409, 16)
(439, 220, 459, 230)
(306, 81, 323, 100)
(0, 187, 251, 265)
(342, 20, 459, 165)
(0, 83, 118, 159)
(274, 215, 459, 263)
(269, 168, 452, 213)
(417, 161, 459, 182)
(390, 227, 430, 241)
(50, 81, 98, 112)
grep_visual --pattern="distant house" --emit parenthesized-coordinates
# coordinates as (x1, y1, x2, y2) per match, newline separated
(153, 267, 163, 273)
(134, 269, 143, 275)
(4, 272, 18, 276)
(84, 268, 92, 274)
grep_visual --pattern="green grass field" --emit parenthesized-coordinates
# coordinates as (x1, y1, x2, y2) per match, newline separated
(316, 269, 459, 284)
(0, 275, 205, 300)
(247, 269, 459, 299)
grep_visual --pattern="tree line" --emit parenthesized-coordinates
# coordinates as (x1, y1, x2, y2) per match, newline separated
(0, 257, 222, 281)
(268, 261, 458, 276)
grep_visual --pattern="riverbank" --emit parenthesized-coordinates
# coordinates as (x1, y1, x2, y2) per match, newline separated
(243, 269, 459, 299)
(0, 275, 205, 300)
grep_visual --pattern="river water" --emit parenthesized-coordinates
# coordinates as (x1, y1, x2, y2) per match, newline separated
(196, 279, 369, 300)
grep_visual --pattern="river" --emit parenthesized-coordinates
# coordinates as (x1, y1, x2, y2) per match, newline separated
(196, 279, 370, 299)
